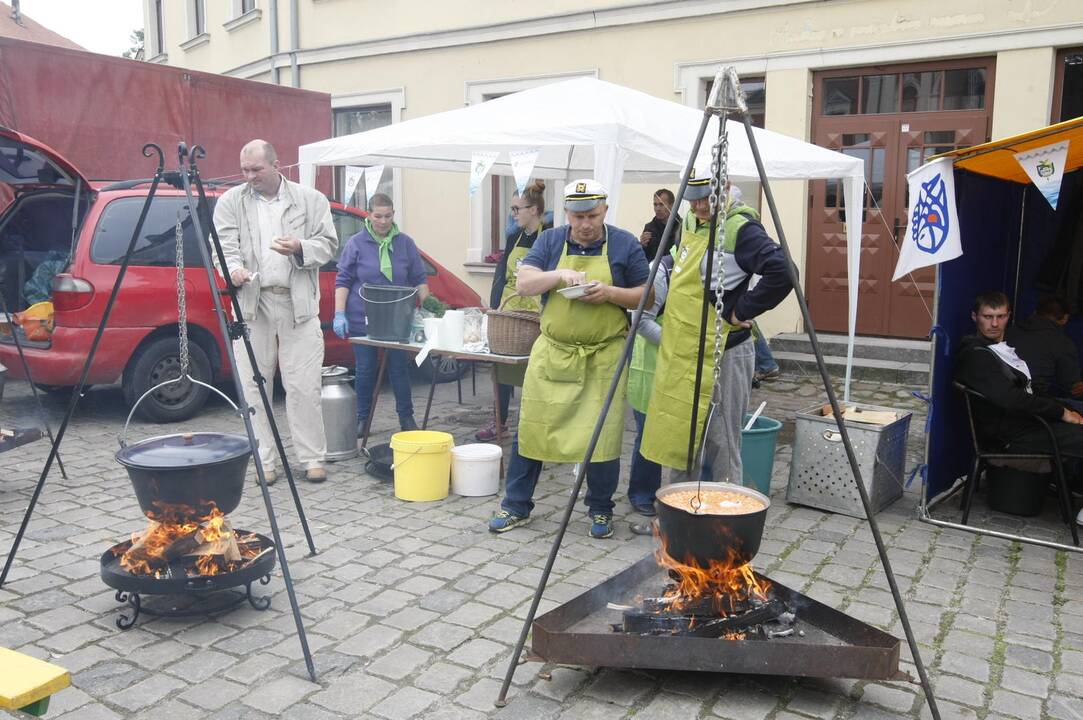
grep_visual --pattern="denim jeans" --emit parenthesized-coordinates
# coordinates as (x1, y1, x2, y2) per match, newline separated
(629, 410, 662, 507)
(353, 342, 414, 424)
(500, 439, 619, 517)
(497, 383, 513, 425)
(754, 334, 779, 374)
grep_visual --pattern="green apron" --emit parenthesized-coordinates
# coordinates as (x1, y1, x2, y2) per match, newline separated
(640, 207, 756, 469)
(517, 232, 628, 463)
(628, 315, 662, 413)
(496, 231, 542, 386)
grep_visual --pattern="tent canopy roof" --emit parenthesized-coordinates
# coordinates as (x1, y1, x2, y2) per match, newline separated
(298, 77, 863, 184)
(933, 117, 1083, 184)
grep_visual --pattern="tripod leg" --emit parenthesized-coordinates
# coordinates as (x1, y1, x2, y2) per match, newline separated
(739, 110, 940, 720)
(233, 336, 319, 557)
(494, 109, 714, 707)
(2, 144, 168, 588)
(179, 144, 317, 681)
(0, 291, 67, 480)
(187, 160, 317, 556)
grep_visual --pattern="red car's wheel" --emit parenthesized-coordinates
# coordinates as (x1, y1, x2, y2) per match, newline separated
(123, 336, 212, 423)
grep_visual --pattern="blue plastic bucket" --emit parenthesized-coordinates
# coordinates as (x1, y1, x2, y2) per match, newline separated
(740, 414, 782, 496)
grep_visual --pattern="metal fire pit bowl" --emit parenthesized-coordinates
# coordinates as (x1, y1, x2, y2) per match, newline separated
(531, 555, 908, 680)
(99, 530, 275, 630)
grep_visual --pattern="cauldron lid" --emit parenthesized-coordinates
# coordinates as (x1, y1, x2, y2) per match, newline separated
(116, 432, 251, 469)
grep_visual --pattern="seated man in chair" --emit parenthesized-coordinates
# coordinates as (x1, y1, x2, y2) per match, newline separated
(955, 290, 1083, 524)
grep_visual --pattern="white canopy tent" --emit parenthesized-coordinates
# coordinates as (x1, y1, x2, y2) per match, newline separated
(298, 77, 866, 397)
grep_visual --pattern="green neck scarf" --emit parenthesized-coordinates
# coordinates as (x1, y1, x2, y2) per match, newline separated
(365, 218, 399, 281)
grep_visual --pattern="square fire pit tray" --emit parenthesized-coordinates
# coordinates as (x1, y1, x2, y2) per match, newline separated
(531, 555, 908, 680)
(0, 427, 43, 454)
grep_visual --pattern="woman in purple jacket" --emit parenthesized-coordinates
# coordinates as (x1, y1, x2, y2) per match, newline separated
(333, 193, 429, 435)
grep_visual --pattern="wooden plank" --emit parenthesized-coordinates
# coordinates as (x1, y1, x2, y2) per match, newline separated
(0, 647, 70, 710)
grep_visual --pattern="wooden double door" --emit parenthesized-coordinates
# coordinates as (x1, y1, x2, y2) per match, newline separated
(806, 60, 994, 338)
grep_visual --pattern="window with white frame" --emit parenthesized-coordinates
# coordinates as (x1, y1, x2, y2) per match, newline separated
(332, 104, 394, 210)
(147, 0, 165, 57)
(187, 0, 206, 38)
(231, 0, 256, 17)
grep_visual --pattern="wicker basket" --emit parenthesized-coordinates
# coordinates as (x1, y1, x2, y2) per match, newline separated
(487, 296, 541, 356)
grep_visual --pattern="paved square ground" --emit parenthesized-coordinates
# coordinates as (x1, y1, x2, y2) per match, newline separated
(1, 364, 1081, 719)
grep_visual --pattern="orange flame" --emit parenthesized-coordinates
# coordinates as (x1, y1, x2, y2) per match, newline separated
(653, 525, 771, 615)
(119, 504, 239, 577)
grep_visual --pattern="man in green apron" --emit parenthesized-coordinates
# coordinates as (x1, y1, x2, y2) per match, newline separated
(641, 175, 792, 484)
(489, 179, 651, 539)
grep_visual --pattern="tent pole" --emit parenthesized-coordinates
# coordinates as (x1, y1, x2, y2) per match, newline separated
(493, 109, 715, 709)
(739, 111, 942, 720)
(1012, 188, 1026, 324)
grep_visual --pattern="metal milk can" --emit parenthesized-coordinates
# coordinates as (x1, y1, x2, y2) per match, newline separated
(321, 366, 358, 461)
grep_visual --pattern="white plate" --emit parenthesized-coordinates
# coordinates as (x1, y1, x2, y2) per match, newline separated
(557, 283, 596, 300)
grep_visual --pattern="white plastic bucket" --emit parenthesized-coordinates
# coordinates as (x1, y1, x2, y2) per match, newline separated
(441, 310, 465, 351)
(450, 443, 502, 496)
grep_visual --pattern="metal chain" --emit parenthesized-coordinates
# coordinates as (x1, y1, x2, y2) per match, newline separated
(175, 212, 190, 378)
(692, 108, 733, 509)
(708, 112, 730, 407)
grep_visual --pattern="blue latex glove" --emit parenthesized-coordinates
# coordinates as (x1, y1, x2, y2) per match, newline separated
(332, 311, 349, 339)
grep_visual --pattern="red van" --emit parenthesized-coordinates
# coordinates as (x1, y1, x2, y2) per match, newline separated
(0, 127, 482, 422)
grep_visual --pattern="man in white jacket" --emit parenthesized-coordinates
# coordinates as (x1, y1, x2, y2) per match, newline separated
(214, 139, 338, 483)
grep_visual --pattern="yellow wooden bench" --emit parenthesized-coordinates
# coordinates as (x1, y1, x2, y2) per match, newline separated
(0, 648, 70, 717)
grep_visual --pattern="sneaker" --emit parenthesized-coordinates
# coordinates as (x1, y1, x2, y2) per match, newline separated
(475, 423, 508, 442)
(400, 416, 420, 432)
(489, 510, 531, 533)
(305, 467, 327, 483)
(754, 368, 781, 382)
(589, 513, 614, 539)
(631, 502, 657, 517)
(257, 468, 277, 486)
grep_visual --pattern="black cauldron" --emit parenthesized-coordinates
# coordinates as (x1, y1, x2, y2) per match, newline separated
(655, 481, 769, 568)
(116, 432, 251, 521)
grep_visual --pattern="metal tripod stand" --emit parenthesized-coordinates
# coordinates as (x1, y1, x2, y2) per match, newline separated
(0, 142, 320, 682)
(494, 67, 941, 720)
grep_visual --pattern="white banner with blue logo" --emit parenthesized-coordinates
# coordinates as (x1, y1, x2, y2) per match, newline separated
(892, 156, 963, 281)
(342, 165, 363, 205)
(1014, 140, 1068, 210)
(467, 150, 499, 196)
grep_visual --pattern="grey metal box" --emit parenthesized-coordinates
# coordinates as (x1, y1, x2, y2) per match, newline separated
(786, 402, 912, 518)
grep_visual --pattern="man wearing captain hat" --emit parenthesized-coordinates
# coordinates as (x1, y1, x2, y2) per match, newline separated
(640, 169, 793, 485)
(489, 179, 651, 539)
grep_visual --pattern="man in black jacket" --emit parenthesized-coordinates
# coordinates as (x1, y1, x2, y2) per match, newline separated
(955, 291, 1083, 471)
(1006, 295, 1083, 401)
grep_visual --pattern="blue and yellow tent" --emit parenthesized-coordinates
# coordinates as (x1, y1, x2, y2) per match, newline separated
(923, 117, 1083, 546)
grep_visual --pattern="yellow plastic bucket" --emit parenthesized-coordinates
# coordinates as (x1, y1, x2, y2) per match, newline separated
(389, 430, 454, 501)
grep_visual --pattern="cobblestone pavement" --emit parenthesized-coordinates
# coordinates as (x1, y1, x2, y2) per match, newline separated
(1, 365, 1082, 720)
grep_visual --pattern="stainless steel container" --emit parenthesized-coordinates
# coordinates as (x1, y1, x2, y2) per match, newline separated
(787, 402, 912, 518)
(321, 366, 358, 461)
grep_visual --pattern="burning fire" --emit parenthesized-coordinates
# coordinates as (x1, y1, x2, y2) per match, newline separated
(653, 526, 771, 617)
(115, 503, 261, 578)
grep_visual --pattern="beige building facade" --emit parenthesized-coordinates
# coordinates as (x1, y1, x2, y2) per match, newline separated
(146, 0, 1083, 338)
